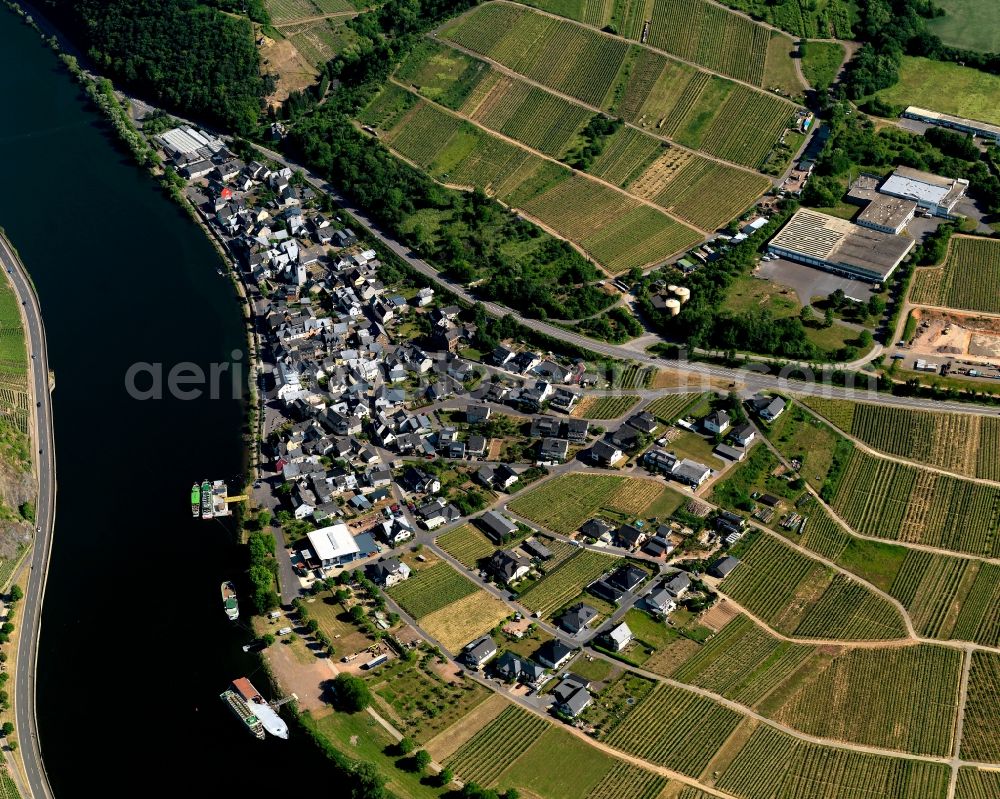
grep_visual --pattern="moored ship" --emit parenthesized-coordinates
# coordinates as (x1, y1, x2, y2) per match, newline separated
(200, 479, 212, 518)
(190, 483, 200, 517)
(220, 684, 265, 739)
(221, 581, 239, 621)
(232, 677, 289, 740)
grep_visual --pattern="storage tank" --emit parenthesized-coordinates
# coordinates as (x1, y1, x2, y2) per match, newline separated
(673, 286, 691, 304)
(667, 284, 678, 293)
(665, 298, 681, 316)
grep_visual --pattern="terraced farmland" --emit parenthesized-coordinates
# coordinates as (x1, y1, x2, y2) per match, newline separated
(831, 449, 1000, 556)
(517, 549, 618, 615)
(442, 3, 797, 170)
(802, 396, 1000, 482)
(527, 0, 789, 88)
(442, 3, 629, 107)
(436, 524, 496, 568)
(644, 392, 703, 423)
(960, 651, 1000, 762)
(716, 725, 950, 799)
(571, 394, 641, 419)
(719, 533, 909, 640)
(603, 682, 743, 775)
(366, 89, 699, 272)
(509, 473, 674, 533)
(771, 644, 961, 756)
(910, 236, 1000, 314)
(957, 768, 1000, 799)
(446, 705, 549, 784)
(669, 615, 813, 705)
(387, 561, 477, 618)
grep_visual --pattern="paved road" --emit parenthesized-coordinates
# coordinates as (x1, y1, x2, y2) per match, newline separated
(0, 233, 56, 799)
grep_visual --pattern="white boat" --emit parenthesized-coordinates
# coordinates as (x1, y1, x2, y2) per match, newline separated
(232, 677, 289, 739)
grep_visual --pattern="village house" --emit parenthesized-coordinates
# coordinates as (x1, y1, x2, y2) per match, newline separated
(368, 558, 411, 588)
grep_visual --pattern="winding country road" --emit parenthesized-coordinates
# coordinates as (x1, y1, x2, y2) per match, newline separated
(0, 233, 56, 799)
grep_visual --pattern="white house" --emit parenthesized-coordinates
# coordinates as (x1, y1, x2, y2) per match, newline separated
(307, 524, 361, 569)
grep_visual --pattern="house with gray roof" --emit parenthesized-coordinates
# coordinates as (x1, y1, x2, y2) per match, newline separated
(557, 603, 598, 634)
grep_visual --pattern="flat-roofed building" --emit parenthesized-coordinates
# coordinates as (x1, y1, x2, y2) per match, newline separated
(857, 195, 917, 234)
(307, 523, 361, 568)
(903, 106, 1000, 143)
(879, 166, 968, 217)
(767, 208, 915, 283)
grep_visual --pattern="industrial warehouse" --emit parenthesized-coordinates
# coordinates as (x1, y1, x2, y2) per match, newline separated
(902, 106, 1000, 143)
(767, 208, 916, 283)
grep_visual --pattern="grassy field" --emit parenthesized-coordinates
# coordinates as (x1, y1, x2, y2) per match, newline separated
(716, 724, 950, 799)
(305, 711, 447, 799)
(800, 41, 845, 91)
(572, 395, 641, 419)
(509, 473, 682, 533)
(802, 396, 1000, 481)
(876, 56, 1000, 127)
(927, 0, 1000, 53)
(369, 658, 492, 743)
(436, 523, 496, 567)
(910, 236, 1000, 315)
(719, 532, 909, 640)
(960, 651, 1000, 762)
(603, 682, 743, 775)
(517, 549, 618, 615)
(714, 0, 859, 38)
(830, 449, 1000, 557)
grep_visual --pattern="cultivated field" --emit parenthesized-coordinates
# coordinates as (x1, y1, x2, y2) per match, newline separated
(960, 651, 1000, 762)
(419, 590, 511, 652)
(802, 396, 1000, 481)
(956, 767, 1000, 799)
(436, 523, 496, 567)
(525, 0, 795, 90)
(716, 725, 950, 799)
(719, 533, 909, 640)
(910, 236, 1000, 315)
(670, 615, 813, 706)
(572, 395, 641, 419)
(771, 644, 961, 756)
(445, 705, 549, 784)
(441, 3, 630, 108)
(644, 392, 703, 423)
(509, 473, 676, 533)
(603, 682, 743, 775)
(387, 561, 477, 617)
(517, 549, 618, 615)
(366, 86, 700, 273)
(830, 449, 1000, 557)
(585, 762, 667, 799)
(442, 3, 798, 171)
(587, 127, 770, 229)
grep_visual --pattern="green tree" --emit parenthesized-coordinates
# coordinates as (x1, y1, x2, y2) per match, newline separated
(262, 633, 276, 647)
(333, 673, 372, 712)
(349, 605, 366, 623)
(438, 767, 454, 787)
(9, 586, 22, 603)
(414, 750, 431, 773)
(1, 723, 13, 737)
(350, 761, 385, 799)
(397, 736, 415, 755)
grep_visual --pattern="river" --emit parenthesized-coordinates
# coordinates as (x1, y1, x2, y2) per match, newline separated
(0, 9, 334, 794)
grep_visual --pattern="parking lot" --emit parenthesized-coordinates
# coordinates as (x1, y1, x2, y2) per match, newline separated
(756, 258, 875, 304)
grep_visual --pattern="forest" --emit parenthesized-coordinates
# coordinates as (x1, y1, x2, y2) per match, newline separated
(44, 0, 265, 132)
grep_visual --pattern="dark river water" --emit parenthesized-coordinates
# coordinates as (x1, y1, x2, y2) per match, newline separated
(0, 9, 333, 794)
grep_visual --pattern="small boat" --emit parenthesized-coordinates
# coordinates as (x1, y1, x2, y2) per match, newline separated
(200, 479, 212, 518)
(190, 483, 200, 517)
(221, 581, 239, 621)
